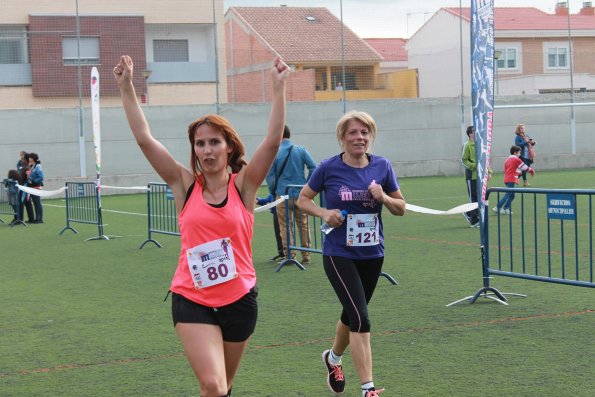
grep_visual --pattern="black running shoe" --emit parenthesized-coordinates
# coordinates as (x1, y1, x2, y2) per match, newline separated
(322, 349, 345, 394)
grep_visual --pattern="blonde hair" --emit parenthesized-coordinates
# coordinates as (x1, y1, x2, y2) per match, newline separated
(515, 124, 525, 135)
(335, 111, 377, 145)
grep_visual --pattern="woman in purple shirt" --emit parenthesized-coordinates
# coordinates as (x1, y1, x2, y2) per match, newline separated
(297, 111, 406, 397)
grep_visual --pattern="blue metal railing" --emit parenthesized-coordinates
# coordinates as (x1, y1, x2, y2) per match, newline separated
(59, 182, 107, 240)
(139, 182, 179, 249)
(449, 187, 595, 306)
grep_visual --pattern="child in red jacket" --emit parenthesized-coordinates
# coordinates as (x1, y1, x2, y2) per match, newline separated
(493, 145, 535, 214)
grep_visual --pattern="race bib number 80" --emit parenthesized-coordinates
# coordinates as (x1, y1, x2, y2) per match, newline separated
(186, 237, 238, 289)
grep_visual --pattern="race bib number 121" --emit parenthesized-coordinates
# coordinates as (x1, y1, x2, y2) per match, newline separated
(346, 213, 380, 247)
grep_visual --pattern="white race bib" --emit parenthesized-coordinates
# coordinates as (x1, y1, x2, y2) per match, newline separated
(186, 237, 238, 289)
(346, 213, 380, 247)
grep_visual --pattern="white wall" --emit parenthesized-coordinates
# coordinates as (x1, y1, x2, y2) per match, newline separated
(2, 95, 595, 195)
(145, 24, 215, 63)
(498, 73, 595, 95)
(407, 10, 471, 98)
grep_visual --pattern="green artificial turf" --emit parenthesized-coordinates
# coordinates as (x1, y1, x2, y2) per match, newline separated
(1, 169, 593, 396)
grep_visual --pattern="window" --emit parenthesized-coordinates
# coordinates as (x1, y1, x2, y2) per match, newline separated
(153, 40, 189, 62)
(543, 42, 570, 71)
(496, 48, 517, 70)
(547, 47, 568, 69)
(0, 26, 28, 64)
(62, 36, 100, 65)
(0, 40, 22, 64)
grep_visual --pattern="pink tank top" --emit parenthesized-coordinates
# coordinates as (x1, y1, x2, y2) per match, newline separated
(170, 174, 255, 307)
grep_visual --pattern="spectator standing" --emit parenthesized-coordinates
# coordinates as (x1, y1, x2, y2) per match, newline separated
(297, 111, 406, 397)
(6, 170, 21, 225)
(461, 126, 480, 227)
(27, 152, 44, 224)
(265, 125, 316, 264)
(493, 145, 535, 214)
(514, 124, 536, 187)
(461, 126, 492, 227)
(255, 193, 285, 262)
(16, 151, 28, 170)
(17, 156, 34, 223)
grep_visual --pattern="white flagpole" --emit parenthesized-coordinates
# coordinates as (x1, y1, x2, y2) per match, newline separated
(91, 67, 101, 206)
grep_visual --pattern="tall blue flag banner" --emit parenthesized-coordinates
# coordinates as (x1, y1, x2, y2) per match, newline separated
(471, 0, 494, 224)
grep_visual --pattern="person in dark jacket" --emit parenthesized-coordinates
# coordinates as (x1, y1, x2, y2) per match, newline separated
(27, 152, 45, 223)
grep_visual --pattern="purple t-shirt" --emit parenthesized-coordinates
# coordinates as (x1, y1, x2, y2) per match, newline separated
(307, 153, 399, 259)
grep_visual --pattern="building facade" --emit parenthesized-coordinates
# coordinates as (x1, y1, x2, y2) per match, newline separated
(406, 3, 595, 98)
(0, 0, 227, 109)
(225, 6, 417, 103)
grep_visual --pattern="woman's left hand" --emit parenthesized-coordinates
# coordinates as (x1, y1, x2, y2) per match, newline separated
(270, 57, 290, 89)
(368, 180, 384, 203)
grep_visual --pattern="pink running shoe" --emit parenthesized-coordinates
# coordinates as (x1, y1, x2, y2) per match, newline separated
(364, 387, 385, 397)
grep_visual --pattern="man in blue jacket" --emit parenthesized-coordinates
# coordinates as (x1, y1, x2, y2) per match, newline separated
(266, 125, 317, 264)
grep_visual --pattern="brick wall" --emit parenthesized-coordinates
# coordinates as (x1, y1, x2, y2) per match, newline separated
(228, 68, 314, 103)
(226, 19, 272, 69)
(498, 37, 595, 77)
(226, 18, 315, 103)
(29, 15, 146, 97)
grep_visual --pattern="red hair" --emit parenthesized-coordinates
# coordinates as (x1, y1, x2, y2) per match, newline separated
(187, 114, 247, 181)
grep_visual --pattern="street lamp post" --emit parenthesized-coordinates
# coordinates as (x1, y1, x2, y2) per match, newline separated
(494, 50, 502, 96)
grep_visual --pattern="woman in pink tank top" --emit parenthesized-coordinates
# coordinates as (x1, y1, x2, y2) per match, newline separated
(114, 55, 289, 397)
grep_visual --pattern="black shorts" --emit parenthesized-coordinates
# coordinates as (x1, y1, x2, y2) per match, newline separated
(171, 288, 258, 342)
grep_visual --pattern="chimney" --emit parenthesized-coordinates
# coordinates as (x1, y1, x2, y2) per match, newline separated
(580, 2, 595, 15)
(555, 1, 569, 16)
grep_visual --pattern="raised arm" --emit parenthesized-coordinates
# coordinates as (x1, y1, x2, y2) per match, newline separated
(113, 56, 190, 199)
(236, 57, 290, 208)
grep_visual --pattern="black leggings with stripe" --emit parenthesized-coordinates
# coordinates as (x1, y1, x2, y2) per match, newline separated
(323, 255, 384, 333)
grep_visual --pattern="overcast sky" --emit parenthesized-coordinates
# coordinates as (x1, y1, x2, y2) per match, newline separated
(224, 0, 582, 38)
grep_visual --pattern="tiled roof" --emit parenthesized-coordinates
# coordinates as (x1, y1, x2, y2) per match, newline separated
(443, 7, 595, 30)
(228, 7, 381, 63)
(364, 38, 408, 61)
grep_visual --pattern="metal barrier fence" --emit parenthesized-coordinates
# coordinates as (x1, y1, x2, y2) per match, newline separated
(450, 187, 595, 306)
(59, 182, 108, 240)
(277, 184, 397, 285)
(0, 178, 23, 226)
(139, 182, 179, 249)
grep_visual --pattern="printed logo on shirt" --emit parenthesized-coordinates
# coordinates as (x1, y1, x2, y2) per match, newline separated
(338, 185, 375, 208)
(197, 239, 231, 266)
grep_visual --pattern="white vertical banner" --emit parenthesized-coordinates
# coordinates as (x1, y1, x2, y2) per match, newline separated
(91, 67, 101, 202)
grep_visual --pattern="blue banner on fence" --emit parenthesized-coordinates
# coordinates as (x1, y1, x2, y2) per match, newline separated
(471, 0, 494, 224)
(547, 193, 576, 220)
